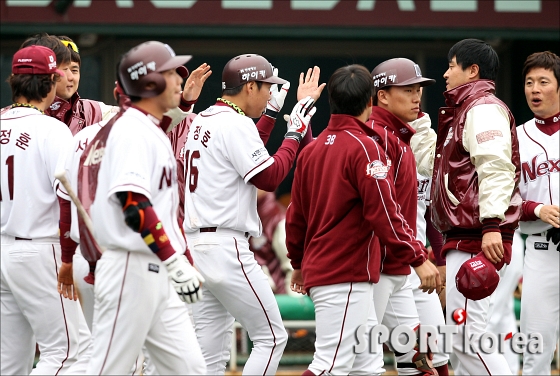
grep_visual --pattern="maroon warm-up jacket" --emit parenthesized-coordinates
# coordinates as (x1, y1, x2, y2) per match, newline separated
(286, 114, 427, 291)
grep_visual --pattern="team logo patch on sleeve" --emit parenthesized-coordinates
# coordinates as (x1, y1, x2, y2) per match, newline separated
(251, 147, 268, 163)
(366, 160, 389, 179)
(476, 130, 503, 144)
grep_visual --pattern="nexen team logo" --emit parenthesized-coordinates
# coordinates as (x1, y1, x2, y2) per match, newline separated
(366, 160, 389, 179)
(83, 140, 105, 166)
(50, 102, 61, 111)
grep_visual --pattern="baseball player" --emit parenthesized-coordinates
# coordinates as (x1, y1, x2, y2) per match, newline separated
(287, 64, 442, 375)
(431, 39, 521, 375)
(15, 34, 117, 135)
(367, 58, 445, 376)
(183, 53, 321, 375)
(0, 45, 87, 375)
(517, 51, 560, 375)
(85, 41, 206, 375)
(60, 63, 211, 329)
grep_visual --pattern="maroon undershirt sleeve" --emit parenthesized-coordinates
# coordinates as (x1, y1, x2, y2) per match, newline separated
(521, 200, 541, 221)
(250, 138, 299, 192)
(59, 196, 78, 263)
(256, 115, 276, 145)
(425, 207, 445, 266)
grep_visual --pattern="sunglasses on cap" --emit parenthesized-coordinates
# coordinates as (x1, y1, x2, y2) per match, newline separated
(61, 40, 79, 54)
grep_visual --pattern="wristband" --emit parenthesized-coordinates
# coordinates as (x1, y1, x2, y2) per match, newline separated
(180, 93, 197, 112)
(534, 204, 544, 218)
(264, 108, 278, 119)
(285, 131, 303, 143)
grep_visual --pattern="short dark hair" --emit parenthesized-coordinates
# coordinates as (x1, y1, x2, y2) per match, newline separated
(222, 81, 263, 96)
(57, 35, 81, 66)
(522, 51, 560, 89)
(20, 33, 71, 67)
(448, 39, 499, 81)
(328, 65, 374, 116)
(8, 74, 58, 103)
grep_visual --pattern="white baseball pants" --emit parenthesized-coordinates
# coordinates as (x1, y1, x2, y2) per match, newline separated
(1, 235, 89, 375)
(520, 233, 559, 375)
(188, 229, 287, 375)
(408, 268, 450, 368)
(487, 230, 523, 375)
(307, 282, 384, 375)
(445, 249, 512, 375)
(86, 249, 205, 375)
(374, 273, 423, 376)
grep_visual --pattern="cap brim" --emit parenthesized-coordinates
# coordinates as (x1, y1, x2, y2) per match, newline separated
(54, 68, 65, 77)
(260, 75, 288, 85)
(158, 55, 192, 73)
(402, 77, 436, 87)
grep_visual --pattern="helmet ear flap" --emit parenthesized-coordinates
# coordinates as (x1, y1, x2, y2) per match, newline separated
(140, 72, 167, 98)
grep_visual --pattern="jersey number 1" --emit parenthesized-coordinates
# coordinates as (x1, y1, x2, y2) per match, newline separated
(1, 155, 14, 201)
(184, 150, 200, 192)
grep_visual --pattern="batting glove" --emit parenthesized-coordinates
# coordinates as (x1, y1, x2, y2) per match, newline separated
(163, 253, 205, 304)
(546, 227, 560, 251)
(285, 96, 316, 143)
(266, 69, 290, 119)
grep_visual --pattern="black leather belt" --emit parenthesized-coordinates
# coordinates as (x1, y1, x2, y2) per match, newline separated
(199, 227, 217, 233)
(199, 227, 249, 238)
(15, 237, 32, 241)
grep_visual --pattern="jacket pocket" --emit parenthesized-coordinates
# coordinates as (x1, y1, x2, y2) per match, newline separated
(444, 173, 460, 205)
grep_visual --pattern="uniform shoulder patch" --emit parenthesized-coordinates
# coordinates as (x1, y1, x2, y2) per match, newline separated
(251, 147, 268, 163)
(148, 263, 160, 273)
(475, 130, 503, 144)
(366, 160, 389, 179)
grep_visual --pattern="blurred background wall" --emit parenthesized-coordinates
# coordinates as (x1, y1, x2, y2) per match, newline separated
(1, 0, 558, 199)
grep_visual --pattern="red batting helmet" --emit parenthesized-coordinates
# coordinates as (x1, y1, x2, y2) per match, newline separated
(222, 54, 288, 90)
(456, 253, 503, 301)
(371, 58, 435, 93)
(118, 41, 192, 98)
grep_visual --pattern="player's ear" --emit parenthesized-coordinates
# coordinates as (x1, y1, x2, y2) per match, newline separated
(468, 64, 480, 80)
(377, 89, 389, 106)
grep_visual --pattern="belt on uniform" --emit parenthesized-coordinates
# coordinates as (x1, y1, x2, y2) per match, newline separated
(15, 237, 32, 241)
(199, 227, 249, 238)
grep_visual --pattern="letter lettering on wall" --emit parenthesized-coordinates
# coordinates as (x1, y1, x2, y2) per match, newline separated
(151, 0, 197, 7)
(6, 0, 51, 5)
(495, 0, 540, 12)
(74, 0, 92, 7)
(291, 0, 339, 10)
(116, 0, 133, 7)
(223, 0, 272, 9)
(357, 0, 416, 11)
(430, 0, 477, 11)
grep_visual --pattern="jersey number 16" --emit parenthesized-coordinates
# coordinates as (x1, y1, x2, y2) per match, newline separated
(184, 150, 200, 193)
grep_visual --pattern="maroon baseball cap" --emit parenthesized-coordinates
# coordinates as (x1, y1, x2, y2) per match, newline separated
(12, 45, 65, 77)
(371, 58, 435, 93)
(222, 54, 287, 90)
(456, 253, 502, 301)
